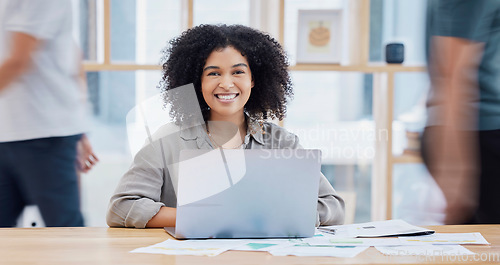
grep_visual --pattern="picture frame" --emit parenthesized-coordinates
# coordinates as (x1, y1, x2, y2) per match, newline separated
(296, 9, 343, 64)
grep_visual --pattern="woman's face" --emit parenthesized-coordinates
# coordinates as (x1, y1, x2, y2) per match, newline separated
(201, 46, 254, 121)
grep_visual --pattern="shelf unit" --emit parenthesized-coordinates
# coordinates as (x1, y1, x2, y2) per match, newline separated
(290, 64, 425, 73)
(279, 0, 426, 221)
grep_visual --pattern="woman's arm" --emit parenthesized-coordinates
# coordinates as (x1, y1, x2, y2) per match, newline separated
(146, 206, 177, 227)
(106, 141, 172, 228)
(317, 173, 345, 226)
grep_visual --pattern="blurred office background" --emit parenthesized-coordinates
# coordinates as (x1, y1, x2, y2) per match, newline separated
(17, 0, 445, 227)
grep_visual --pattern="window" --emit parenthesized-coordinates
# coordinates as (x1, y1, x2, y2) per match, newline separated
(110, 0, 182, 64)
(193, 0, 250, 26)
(76, 0, 253, 226)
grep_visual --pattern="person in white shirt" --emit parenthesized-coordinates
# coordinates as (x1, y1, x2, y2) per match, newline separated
(0, 0, 98, 227)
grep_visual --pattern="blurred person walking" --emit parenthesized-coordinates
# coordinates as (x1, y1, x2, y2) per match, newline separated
(422, 0, 500, 224)
(0, 0, 98, 227)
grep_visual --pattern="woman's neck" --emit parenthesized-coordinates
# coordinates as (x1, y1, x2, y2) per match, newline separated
(206, 113, 247, 149)
(208, 112, 246, 133)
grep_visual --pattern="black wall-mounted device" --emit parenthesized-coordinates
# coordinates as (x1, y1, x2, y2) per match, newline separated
(385, 43, 405, 64)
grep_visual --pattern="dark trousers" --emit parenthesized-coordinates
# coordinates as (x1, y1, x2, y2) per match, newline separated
(422, 127, 500, 224)
(0, 135, 84, 227)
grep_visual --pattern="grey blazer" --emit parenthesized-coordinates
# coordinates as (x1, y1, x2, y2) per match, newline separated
(106, 120, 345, 228)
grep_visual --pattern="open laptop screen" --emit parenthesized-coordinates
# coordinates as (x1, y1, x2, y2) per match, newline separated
(170, 149, 322, 239)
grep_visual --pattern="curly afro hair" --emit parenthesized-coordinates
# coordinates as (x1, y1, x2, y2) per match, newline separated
(159, 24, 293, 124)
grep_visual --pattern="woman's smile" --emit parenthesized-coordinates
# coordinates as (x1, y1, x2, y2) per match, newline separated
(215, 93, 239, 102)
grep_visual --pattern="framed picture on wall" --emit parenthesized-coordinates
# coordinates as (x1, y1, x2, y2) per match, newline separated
(296, 9, 343, 64)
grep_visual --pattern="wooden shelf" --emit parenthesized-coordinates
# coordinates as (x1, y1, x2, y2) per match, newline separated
(84, 63, 426, 73)
(392, 154, 423, 164)
(83, 63, 161, 71)
(83, 63, 425, 73)
(289, 63, 426, 73)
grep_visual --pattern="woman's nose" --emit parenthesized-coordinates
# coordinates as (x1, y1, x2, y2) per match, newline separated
(218, 76, 234, 90)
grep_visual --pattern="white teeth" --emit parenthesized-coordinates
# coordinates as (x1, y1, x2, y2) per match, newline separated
(217, 94, 237, 100)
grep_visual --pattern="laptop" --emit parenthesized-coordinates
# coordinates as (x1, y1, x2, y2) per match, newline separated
(164, 149, 322, 239)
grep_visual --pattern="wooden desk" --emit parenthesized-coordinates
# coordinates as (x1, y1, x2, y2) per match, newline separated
(1, 225, 499, 264)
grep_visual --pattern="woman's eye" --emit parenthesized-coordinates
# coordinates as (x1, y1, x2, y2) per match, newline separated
(207, 72, 220, 76)
(233, 70, 244, 75)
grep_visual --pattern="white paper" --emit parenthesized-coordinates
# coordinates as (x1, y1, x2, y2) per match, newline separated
(273, 233, 398, 247)
(130, 239, 245, 256)
(318, 219, 434, 238)
(400, 233, 490, 245)
(270, 244, 368, 257)
(375, 245, 475, 256)
(327, 237, 404, 247)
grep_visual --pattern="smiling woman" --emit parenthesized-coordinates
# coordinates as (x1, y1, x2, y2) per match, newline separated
(160, 24, 296, 150)
(106, 24, 345, 229)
